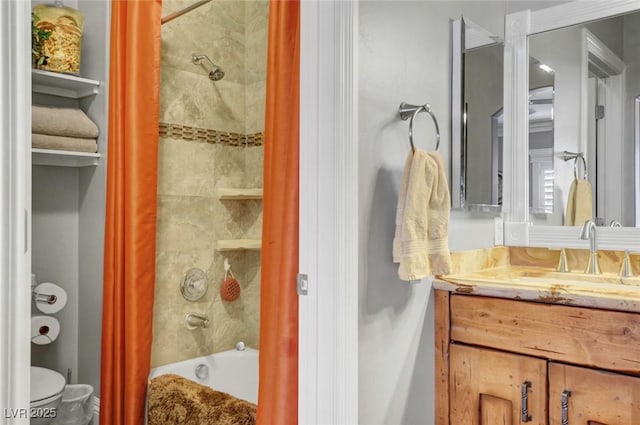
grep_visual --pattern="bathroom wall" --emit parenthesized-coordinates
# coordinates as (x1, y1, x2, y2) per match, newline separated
(76, 0, 110, 399)
(30, 0, 110, 402)
(31, 167, 80, 382)
(151, 0, 267, 367)
(358, 2, 566, 423)
(245, 0, 267, 189)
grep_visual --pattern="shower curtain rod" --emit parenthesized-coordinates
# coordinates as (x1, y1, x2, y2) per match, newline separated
(161, 0, 212, 25)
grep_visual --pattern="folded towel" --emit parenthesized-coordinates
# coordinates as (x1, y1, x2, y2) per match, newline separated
(32, 105, 99, 139)
(565, 178, 593, 226)
(393, 149, 452, 280)
(147, 374, 256, 425)
(32, 133, 97, 153)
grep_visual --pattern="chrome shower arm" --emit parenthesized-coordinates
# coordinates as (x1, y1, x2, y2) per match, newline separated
(192, 54, 215, 68)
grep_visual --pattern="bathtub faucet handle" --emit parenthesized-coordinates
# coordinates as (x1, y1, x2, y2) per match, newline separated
(185, 312, 210, 330)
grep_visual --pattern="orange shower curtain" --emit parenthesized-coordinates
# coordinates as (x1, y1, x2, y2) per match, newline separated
(100, 1, 162, 424)
(257, 1, 300, 424)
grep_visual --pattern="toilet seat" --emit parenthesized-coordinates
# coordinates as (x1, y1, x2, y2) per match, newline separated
(30, 366, 65, 403)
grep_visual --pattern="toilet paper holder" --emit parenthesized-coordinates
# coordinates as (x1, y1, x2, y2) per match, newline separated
(33, 290, 57, 305)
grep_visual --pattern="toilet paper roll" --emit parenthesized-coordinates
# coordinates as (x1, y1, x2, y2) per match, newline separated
(31, 315, 60, 345)
(33, 282, 67, 314)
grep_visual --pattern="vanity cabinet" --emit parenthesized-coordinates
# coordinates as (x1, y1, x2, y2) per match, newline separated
(450, 344, 547, 424)
(436, 291, 640, 425)
(548, 363, 640, 425)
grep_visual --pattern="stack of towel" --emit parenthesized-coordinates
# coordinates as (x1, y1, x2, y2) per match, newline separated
(393, 149, 452, 281)
(32, 105, 98, 153)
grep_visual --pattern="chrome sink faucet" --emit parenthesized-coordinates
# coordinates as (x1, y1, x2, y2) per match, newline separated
(580, 219, 601, 274)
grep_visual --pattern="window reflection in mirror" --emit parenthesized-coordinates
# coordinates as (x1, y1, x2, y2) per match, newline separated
(527, 11, 640, 227)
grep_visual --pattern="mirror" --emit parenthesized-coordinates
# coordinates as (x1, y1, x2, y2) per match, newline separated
(451, 17, 503, 211)
(527, 10, 640, 227)
(494, 72, 555, 215)
(502, 0, 640, 251)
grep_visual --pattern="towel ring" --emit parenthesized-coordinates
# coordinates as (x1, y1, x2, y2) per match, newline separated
(399, 102, 440, 152)
(562, 150, 587, 180)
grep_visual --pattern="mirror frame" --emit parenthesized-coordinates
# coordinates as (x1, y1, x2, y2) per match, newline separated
(451, 18, 464, 208)
(503, 0, 640, 250)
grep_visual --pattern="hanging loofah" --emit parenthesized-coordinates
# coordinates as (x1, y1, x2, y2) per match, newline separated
(220, 257, 240, 302)
(220, 277, 241, 301)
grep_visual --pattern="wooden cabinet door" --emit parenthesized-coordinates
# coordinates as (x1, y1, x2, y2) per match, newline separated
(549, 363, 640, 425)
(450, 344, 548, 425)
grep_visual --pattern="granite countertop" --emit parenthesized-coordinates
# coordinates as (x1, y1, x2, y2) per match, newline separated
(435, 265, 640, 313)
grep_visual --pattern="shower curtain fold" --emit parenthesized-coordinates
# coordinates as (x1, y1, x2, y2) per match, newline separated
(257, 1, 300, 424)
(100, 1, 162, 424)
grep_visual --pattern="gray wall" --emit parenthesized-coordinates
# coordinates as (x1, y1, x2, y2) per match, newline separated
(77, 0, 110, 398)
(358, 1, 566, 423)
(30, 0, 109, 401)
(31, 167, 80, 381)
(359, 2, 503, 423)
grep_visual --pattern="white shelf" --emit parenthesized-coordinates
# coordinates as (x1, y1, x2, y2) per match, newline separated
(216, 239, 262, 251)
(217, 188, 263, 200)
(32, 69, 100, 99)
(32, 149, 101, 167)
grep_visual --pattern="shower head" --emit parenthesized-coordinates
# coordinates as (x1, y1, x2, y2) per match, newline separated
(192, 54, 225, 81)
(209, 67, 225, 81)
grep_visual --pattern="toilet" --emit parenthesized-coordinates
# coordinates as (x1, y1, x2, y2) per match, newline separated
(31, 366, 66, 425)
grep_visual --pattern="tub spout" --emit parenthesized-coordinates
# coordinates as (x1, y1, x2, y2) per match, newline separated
(186, 313, 209, 330)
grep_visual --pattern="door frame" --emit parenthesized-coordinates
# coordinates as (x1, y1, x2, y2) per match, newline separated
(1, 1, 362, 423)
(299, 1, 359, 424)
(0, 0, 32, 421)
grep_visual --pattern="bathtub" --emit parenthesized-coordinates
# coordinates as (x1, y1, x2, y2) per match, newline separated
(148, 347, 259, 404)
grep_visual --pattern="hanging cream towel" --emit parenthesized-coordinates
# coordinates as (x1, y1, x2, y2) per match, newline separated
(393, 149, 451, 281)
(426, 152, 452, 275)
(565, 178, 593, 226)
(392, 152, 414, 263)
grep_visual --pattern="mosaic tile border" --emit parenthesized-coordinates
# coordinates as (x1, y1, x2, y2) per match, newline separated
(159, 122, 264, 146)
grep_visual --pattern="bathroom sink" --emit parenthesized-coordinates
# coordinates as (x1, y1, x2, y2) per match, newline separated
(454, 266, 640, 287)
(436, 259, 640, 313)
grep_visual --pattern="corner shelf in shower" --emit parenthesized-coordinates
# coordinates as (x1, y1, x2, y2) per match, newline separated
(32, 148, 101, 167)
(32, 69, 101, 99)
(216, 239, 262, 251)
(217, 188, 263, 200)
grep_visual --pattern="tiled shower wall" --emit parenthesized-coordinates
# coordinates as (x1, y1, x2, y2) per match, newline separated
(151, 0, 268, 367)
